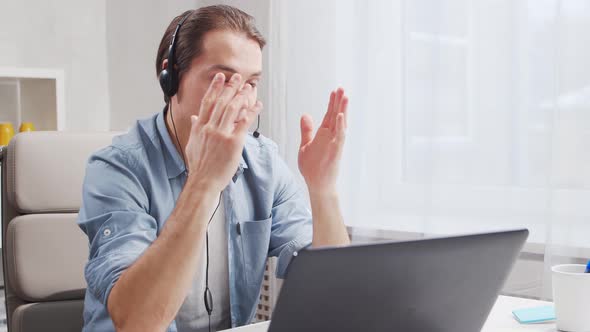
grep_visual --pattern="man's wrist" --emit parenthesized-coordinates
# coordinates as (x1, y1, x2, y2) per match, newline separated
(186, 173, 220, 197)
(182, 174, 222, 215)
(172, 174, 220, 230)
(308, 187, 339, 201)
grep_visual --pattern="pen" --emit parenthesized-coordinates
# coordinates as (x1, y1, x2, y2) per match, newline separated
(585, 260, 590, 273)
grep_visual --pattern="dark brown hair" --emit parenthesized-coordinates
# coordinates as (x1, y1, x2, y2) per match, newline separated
(156, 5, 266, 101)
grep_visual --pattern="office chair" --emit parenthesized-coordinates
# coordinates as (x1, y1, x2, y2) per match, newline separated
(1, 131, 116, 331)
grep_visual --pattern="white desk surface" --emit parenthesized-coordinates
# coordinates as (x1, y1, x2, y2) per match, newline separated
(222, 295, 556, 332)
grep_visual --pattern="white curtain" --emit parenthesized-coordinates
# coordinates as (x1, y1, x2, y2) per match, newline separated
(266, 0, 590, 299)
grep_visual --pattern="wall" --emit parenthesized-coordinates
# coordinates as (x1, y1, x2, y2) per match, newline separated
(19, 78, 57, 130)
(0, 0, 110, 131)
(105, 0, 196, 131)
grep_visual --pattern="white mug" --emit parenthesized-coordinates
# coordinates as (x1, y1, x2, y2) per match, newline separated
(552, 264, 590, 332)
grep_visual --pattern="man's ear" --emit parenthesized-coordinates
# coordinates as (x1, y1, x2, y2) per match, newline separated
(161, 59, 169, 71)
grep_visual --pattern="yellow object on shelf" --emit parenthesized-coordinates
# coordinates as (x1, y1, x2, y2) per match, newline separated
(0, 122, 15, 146)
(19, 122, 35, 132)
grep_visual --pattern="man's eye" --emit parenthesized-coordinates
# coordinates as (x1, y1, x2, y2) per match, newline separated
(248, 82, 258, 88)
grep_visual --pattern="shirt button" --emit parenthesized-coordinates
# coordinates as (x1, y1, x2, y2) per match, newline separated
(103, 228, 111, 237)
(293, 251, 298, 257)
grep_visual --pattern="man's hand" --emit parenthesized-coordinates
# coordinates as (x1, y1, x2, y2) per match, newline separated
(185, 72, 261, 194)
(298, 88, 348, 195)
(298, 88, 350, 247)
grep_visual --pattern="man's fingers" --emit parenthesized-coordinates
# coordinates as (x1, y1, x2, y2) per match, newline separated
(340, 96, 349, 130)
(198, 73, 225, 124)
(234, 100, 262, 135)
(300, 114, 314, 148)
(320, 91, 336, 128)
(245, 83, 257, 109)
(210, 73, 243, 126)
(336, 112, 346, 142)
(220, 87, 251, 131)
(190, 115, 199, 127)
(330, 88, 344, 129)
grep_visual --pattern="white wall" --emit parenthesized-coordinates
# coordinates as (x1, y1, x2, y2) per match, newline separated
(0, 0, 110, 131)
(19, 78, 57, 130)
(105, 0, 196, 131)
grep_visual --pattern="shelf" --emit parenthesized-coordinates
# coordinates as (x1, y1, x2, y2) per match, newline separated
(0, 67, 65, 131)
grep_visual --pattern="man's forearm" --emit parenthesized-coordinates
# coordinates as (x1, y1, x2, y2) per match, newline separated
(309, 191, 350, 247)
(108, 176, 219, 332)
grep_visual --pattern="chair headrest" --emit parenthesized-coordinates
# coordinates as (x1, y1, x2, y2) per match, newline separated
(6, 131, 118, 213)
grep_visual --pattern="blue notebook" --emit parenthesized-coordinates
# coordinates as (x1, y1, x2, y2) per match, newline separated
(512, 306, 555, 324)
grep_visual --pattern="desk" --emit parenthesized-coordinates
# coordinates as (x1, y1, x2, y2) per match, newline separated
(222, 295, 556, 331)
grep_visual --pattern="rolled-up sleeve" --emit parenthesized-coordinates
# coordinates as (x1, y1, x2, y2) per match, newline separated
(267, 146, 313, 279)
(77, 147, 157, 306)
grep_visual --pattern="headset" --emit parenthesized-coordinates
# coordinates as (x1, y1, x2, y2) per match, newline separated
(158, 11, 261, 332)
(159, 14, 186, 99)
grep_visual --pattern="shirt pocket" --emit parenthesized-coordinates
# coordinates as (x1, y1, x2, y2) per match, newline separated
(238, 216, 272, 285)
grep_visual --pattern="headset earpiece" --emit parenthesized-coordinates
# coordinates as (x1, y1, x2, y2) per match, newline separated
(159, 69, 172, 97)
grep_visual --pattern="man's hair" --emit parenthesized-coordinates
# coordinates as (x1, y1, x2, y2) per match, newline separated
(156, 5, 266, 102)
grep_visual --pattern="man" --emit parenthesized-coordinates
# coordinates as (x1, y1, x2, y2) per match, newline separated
(78, 5, 350, 332)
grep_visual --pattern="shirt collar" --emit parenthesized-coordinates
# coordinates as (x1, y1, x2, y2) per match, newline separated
(156, 109, 248, 180)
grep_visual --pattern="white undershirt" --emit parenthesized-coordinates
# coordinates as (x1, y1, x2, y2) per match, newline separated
(176, 200, 231, 332)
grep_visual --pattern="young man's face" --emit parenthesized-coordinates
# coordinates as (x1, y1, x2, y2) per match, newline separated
(175, 29, 263, 119)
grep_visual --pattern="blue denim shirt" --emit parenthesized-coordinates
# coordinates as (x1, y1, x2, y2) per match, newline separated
(77, 111, 313, 331)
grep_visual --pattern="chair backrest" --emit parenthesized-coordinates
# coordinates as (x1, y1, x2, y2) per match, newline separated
(1, 131, 117, 332)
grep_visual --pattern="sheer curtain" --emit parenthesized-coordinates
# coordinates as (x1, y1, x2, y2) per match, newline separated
(266, 0, 590, 299)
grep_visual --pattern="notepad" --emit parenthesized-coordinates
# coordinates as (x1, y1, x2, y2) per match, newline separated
(512, 306, 555, 324)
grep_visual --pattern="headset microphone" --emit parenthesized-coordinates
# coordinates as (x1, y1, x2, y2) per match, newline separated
(253, 114, 260, 138)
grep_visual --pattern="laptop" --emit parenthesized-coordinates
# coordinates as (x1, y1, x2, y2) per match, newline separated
(267, 229, 528, 332)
